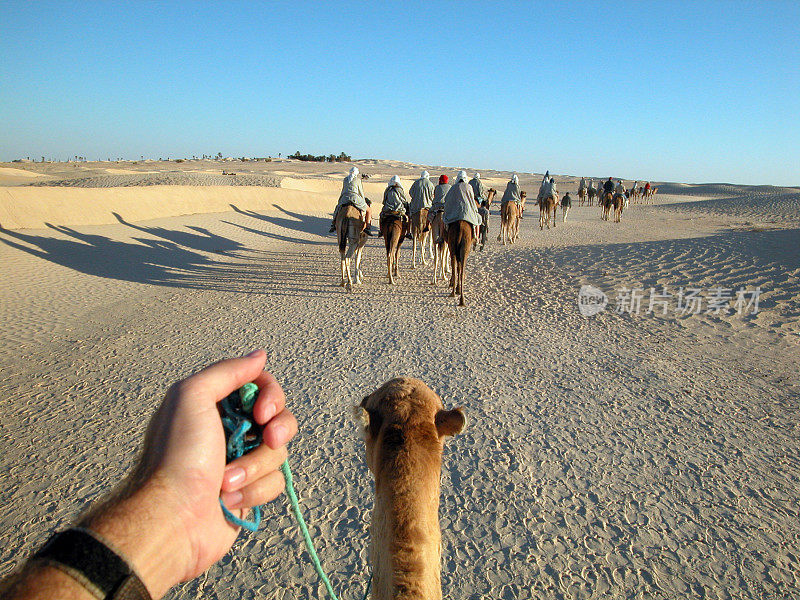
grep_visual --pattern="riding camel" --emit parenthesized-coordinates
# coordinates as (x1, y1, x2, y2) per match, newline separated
(587, 186, 597, 206)
(601, 192, 614, 221)
(381, 214, 408, 285)
(355, 377, 465, 600)
(486, 188, 497, 208)
(613, 194, 625, 222)
(410, 209, 432, 268)
(539, 191, 558, 229)
(498, 200, 519, 245)
(429, 211, 450, 285)
(448, 220, 473, 307)
(336, 205, 367, 290)
(578, 186, 587, 206)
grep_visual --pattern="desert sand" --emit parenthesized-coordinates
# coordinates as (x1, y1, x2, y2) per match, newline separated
(1, 158, 798, 599)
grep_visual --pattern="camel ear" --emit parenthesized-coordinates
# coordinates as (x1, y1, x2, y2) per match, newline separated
(354, 398, 382, 439)
(435, 407, 466, 438)
(353, 404, 369, 426)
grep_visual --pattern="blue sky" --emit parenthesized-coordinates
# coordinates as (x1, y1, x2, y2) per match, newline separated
(1, 1, 798, 186)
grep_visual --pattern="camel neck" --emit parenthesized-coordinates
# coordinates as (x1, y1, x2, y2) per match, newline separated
(371, 471, 443, 600)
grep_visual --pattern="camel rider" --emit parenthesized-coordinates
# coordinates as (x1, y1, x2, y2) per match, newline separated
(429, 174, 451, 221)
(549, 177, 558, 198)
(501, 174, 522, 208)
(614, 179, 626, 200)
(443, 170, 482, 240)
(469, 172, 486, 205)
(330, 166, 372, 234)
(539, 177, 554, 200)
(379, 175, 408, 237)
(603, 177, 615, 198)
(579, 177, 587, 192)
(409, 170, 435, 216)
(500, 174, 522, 223)
(645, 181, 651, 195)
(537, 171, 551, 203)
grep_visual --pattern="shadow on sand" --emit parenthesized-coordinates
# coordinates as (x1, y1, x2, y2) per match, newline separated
(111, 212, 246, 255)
(229, 204, 332, 246)
(0, 222, 335, 296)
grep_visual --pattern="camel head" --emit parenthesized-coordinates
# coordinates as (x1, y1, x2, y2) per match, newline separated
(354, 377, 465, 476)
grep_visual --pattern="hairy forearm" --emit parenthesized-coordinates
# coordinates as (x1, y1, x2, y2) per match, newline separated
(78, 478, 191, 599)
(1, 479, 190, 600)
(0, 562, 92, 600)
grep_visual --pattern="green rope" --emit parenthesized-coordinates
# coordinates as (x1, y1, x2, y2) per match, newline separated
(221, 383, 370, 600)
(281, 460, 372, 600)
(281, 460, 341, 600)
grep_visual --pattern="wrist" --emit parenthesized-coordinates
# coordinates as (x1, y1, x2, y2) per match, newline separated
(80, 479, 192, 600)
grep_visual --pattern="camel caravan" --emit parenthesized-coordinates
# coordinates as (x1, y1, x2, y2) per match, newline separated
(329, 167, 655, 303)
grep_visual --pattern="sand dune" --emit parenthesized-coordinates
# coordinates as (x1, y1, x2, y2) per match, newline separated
(0, 166, 53, 186)
(0, 166, 50, 179)
(0, 185, 329, 229)
(1, 159, 798, 599)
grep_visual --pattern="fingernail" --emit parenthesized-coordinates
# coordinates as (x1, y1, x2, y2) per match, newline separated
(224, 467, 246, 487)
(262, 402, 277, 422)
(245, 349, 262, 358)
(273, 423, 289, 446)
(221, 490, 243, 509)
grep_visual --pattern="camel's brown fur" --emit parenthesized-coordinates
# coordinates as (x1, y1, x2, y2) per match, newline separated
(601, 191, 614, 221)
(336, 205, 367, 290)
(613, 194, 625, 222)
(447, 221, 473, 307)
(429, 212, 449, 285)
(410, 208, 431, 268)
(381, 214, 408, 284)
(539, 193, 558, 230)
(485, 188, 497, 208)
(356, 377, 465, 600)
(498, 201, 519, 245)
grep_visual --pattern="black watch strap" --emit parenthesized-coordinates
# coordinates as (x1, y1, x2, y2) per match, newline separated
(33, 528, 151, 600)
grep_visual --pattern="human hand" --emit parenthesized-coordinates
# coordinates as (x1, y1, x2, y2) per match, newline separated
(82, 350, 297, 599)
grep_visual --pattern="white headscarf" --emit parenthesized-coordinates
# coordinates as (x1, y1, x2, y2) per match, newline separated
(345, 166, 359, 183)
(474, 173, 481, 179)
(389, 175, 402, 187)
(511, 174, 518, 184)
(456, 170, 468, 183)
(421, 170, 429, 179)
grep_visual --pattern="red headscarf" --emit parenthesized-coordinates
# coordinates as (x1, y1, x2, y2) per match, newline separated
(439, 174, 448, 185)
